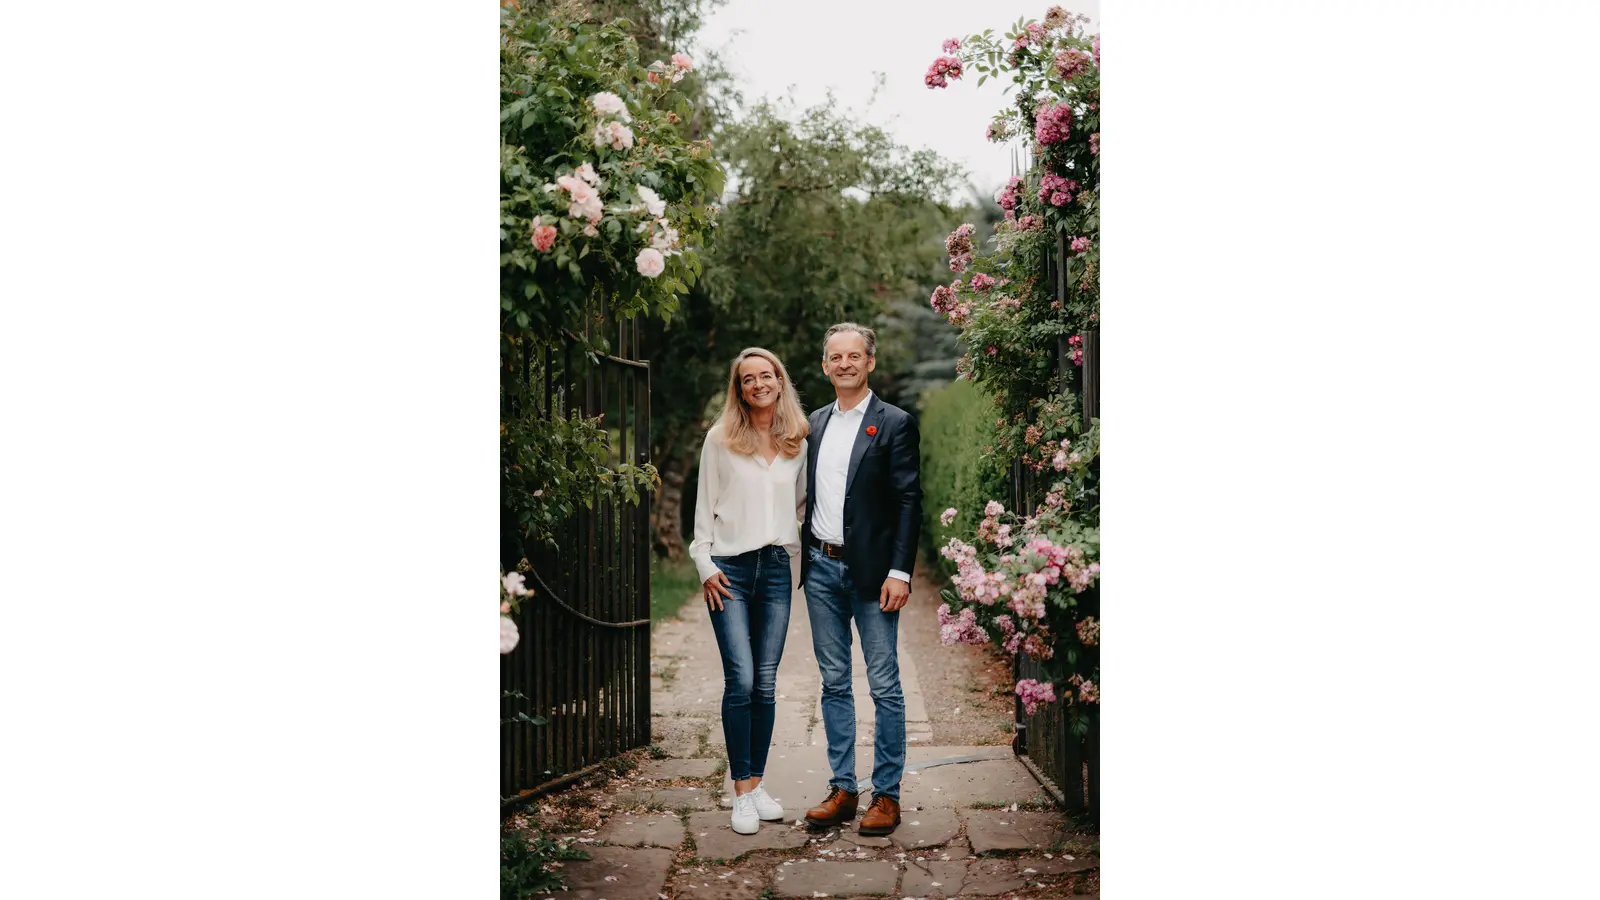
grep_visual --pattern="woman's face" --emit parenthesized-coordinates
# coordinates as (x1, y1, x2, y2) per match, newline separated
(738, 355, 780, 411)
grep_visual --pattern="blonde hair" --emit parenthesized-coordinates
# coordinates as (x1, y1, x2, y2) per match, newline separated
(714, 347, 809, 458)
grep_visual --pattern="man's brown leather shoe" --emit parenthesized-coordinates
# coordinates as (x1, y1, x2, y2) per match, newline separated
(858, 794, 900, 836)
(803, 786, 859, 828)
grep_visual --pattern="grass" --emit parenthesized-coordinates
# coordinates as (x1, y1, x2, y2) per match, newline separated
(651, 553, 702, 625)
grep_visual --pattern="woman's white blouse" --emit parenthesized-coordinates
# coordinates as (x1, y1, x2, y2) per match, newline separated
(689, 424, 808, 585)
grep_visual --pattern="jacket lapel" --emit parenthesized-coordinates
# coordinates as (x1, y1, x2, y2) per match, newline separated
(843, 393, 882, 499)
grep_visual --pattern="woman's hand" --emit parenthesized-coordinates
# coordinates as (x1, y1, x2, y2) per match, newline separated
(703, 571, 733, 611)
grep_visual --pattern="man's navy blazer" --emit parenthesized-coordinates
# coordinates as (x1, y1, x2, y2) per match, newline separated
(800, 392, 923, 603)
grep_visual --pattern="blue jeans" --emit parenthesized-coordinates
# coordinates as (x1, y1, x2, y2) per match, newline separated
(708, 545, 793, 782)
(803, 547, 905, 800)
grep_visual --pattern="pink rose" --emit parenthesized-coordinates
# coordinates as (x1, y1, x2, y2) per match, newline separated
(532, 224, 557, 251)
(635, 247, 665, 278)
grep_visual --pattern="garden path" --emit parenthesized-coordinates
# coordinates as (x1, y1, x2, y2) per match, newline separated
(531, 560, 1099, 899)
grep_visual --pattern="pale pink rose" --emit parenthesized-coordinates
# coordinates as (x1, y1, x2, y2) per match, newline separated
(500, 600, 512, 614)
(556, 174, 592, 203)
(575, 162, 599, 184)
(583, 223, 599, 238)
(650, 219, 679, 252)
(556, 174, 604, 221)
(500, 615, 520, 654)
(635, 184, 667, 217)
(503, 572, 529, 597)
(594, 121, 635, 151)
(671, 52, 694, 71)
(940, 507, 958, 526)
(532, 224, 557, 251)
(636, 247, 665, 278)
(589, 91, 630, 121)
(571, 194, 602, 222)
(984, 500, 1005, 517)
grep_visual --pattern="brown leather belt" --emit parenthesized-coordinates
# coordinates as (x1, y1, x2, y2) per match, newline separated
(810, 538, 846, 559)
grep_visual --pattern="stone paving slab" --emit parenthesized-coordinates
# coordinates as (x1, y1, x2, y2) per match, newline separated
(638, 757, 723, 780)
(769, 699, 815, 746)
(1018, 854, 1099, 875)
(596, 812, 686, 849)
(902, 756, 1054, 808)
(554, 846, 675, 900)
(825, 827, 889, 849)
(889, 807, 962, 850)
(656, 740, 703, 759)
(960, 809, 1071, 855)
(772, 859, 899, 897)
(900, 860, 970, 897)
(672, 864, 770, 900)
(612, 786, 718, 810)
(688, 812, 811, 861)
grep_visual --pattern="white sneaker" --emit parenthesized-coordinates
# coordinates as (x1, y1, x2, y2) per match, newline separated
(750, 784, 785, 821)
(731, 792, 759, 834)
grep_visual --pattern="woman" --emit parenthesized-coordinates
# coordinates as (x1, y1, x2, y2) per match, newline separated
(689, 347, 809, 835)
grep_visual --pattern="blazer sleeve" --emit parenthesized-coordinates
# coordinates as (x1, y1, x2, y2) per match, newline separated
(688, 433, 722, 585)
(888, 412, 923, 578)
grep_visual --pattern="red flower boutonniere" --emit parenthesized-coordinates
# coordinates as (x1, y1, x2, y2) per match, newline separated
(865, 425, 878, 437)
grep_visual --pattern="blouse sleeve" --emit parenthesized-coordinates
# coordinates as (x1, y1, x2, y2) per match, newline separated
(688, 431, 722, 585)
(795, 443, 808, 524)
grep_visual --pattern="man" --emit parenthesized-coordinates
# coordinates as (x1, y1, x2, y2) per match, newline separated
(799, 323, 922, 836)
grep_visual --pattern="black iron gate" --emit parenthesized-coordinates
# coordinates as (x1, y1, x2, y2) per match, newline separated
(501, 318, 652, 799)
(1012, 232, 1100, 822)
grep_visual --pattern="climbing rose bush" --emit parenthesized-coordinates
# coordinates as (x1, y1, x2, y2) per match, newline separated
(499, 6, 722, 338)
(920, 8, 1101, 725)
(936, 424, 1099, 713)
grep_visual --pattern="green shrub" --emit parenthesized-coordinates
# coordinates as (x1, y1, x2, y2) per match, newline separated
(650, 553, 702, 625)
(501, 830, 588, 900)
(917, 379, 1007, 576)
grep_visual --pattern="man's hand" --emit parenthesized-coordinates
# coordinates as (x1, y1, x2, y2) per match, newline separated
(879, 576, 910, 612)
(704, 571, 733, 611)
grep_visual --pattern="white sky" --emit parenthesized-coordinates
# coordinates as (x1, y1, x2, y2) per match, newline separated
(696, 0, 1100, 201)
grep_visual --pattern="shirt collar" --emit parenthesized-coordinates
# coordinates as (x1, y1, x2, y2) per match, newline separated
(831, 390, 874, 418)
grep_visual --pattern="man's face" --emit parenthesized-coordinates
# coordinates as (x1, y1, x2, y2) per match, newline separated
(821, 331, 875, 392)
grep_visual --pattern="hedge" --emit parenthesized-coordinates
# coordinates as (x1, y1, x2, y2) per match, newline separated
(917, 379, 1008, 577)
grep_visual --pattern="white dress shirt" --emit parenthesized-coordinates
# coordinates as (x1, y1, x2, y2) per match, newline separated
(689, 424, 808, 585)
(811, 391, 911, 585)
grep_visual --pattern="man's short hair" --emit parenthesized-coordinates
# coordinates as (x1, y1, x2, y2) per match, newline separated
(821, 322, 877, 360)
